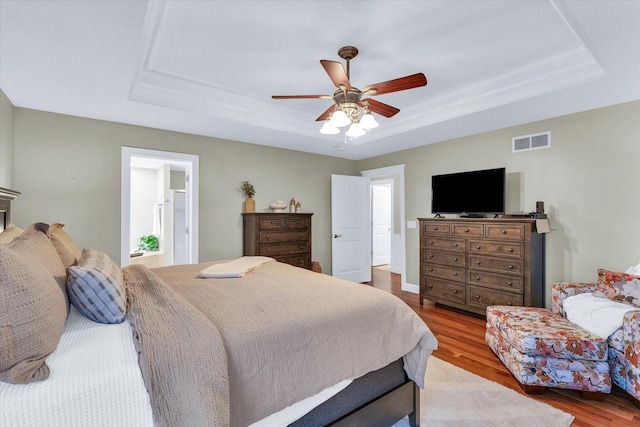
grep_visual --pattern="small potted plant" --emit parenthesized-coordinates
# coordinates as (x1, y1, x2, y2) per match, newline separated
(136, 234, 159, 252)
(240, 180, 256, 213)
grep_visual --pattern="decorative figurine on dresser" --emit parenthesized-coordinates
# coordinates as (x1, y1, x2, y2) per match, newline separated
(242, 213, 313, 269)
(418, 217, 545, 316)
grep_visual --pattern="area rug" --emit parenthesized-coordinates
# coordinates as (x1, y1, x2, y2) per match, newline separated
(392, 357, 574, 427)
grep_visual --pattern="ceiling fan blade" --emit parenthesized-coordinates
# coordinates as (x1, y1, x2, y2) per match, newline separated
(363, 73, 427, 96)
(315, 104, 336, 122)
(362, 98, 400, 118)
(272, 95, 332, 99)
(320, 60, 351, 90)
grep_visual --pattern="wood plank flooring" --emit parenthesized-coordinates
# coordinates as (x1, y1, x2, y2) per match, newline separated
(367, 266, 640, 426)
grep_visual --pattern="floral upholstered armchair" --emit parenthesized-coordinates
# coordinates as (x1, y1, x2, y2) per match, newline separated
(552, 267, 640, 405)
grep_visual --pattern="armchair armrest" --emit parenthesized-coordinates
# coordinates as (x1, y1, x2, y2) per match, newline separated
(551, 282, 596, 315)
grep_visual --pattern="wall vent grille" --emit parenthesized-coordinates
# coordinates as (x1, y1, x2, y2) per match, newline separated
(512, 131, 551, 153)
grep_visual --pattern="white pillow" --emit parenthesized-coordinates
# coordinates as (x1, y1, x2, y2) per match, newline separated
(626, 262, 640, 275)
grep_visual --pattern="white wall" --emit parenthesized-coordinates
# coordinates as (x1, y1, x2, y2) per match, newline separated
(357, 100, 640, 307)
(12, 108, 356, 270)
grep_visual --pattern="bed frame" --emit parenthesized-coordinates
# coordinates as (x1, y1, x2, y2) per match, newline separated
(0, 186, 20, 232)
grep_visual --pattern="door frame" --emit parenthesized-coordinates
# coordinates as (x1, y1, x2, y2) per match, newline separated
(361, 164, 416, 293)
(121, 147, 199, 267)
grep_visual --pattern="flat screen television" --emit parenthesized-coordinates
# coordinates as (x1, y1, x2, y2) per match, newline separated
(431, 167, 505, 217)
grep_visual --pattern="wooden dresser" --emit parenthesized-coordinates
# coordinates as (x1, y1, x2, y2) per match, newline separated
(242, 213, 312, 269)
(418, 217, 545, 316)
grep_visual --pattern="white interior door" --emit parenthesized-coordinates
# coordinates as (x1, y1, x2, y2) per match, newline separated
(371, 182, 392, 266)
(331, 174, 371, 282)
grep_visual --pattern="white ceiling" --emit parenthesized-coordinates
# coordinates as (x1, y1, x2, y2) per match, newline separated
(1, 1, 639, 160)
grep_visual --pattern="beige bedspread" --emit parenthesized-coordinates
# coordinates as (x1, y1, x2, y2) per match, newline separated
(126, 260, 438, 427)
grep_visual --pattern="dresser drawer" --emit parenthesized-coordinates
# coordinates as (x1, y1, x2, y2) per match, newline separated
(467, 285, 523, 310)
(274, 255, 310, 269)
(469, 240, 523, 258)
(423, 236, 465, 253)
(422, 221, 450, 236)
(260, 242, 308, 256)
(469, 255, 523, 274)
(423, 277, 465, 304)
(424, 263, 465, 283)
(259, 218, 286, 229)
(423, 249, 466, 268)
(285, 217, 309, 229)
(467, 270, 523, 293)
(485, 224, 525, 241)
(451, 223, 484, 238)
(260, 231, 308, 244)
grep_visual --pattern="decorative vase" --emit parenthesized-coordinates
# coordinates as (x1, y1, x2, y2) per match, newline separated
(245, 197, 255, 213)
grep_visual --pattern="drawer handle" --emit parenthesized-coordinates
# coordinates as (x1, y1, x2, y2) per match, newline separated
(434, 227, 438, 231)
(508, 265, 514, 270)
(453, 290, 458, 294)
(429, 268, 434, 272)
(453, 272, 458, 276)
(429, 241, 434, 245)
(299, 245, 304, 249)
(265, 235, 270, 239)
(476, 245, 481, 249)
(476, 275, 481, 280)
(453, 257, 458, 262)
(429, 254, 434, 258)
(508, 248, 514, 253)
(464, 228, 469, 232)
(298, 234, 303, 238)
(475, 295, 481, 300)
(453, 243, 458, 247)
(429, 284, 433, 289)
(501, 230, 507, 234)
(476, 261, 481, 265)
(266, 248, 270, 252)
(270, 221, 275, 224)
(295, 220, 300, 224)
(508, 302, 513, 306)
(507, 282, 513, 286)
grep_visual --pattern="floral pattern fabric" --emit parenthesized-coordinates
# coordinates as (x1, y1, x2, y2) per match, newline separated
(594, 268, 640, 306)
(486, 306, 608, 360)
(551, 281, 640, 403)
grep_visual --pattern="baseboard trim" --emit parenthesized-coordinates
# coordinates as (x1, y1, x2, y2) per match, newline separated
(402, 282, 419, 294)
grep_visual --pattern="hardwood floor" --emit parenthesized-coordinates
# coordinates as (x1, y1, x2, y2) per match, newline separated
(367, 266, 640, 426)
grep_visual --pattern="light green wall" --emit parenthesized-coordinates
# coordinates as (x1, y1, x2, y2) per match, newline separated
(0, 89, 14, 188)
(12, 108, 356, 272)
(357, 100, 640, 307)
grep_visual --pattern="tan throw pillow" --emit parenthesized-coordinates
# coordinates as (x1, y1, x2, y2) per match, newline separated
(46, 223, 82, 269)
(0, 245, 67, 383)
(0, 223, 24, 244)
(11, 224, 68, 298)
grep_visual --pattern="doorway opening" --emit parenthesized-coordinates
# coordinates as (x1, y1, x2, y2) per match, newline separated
(120, 147, 199, 267)
(361, 164, 414, 293)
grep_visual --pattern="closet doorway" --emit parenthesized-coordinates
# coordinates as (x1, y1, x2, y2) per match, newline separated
(120, 147, 199, 267)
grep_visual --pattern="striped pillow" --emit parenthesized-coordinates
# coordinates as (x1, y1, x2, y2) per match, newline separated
(67, 249, 126, 324)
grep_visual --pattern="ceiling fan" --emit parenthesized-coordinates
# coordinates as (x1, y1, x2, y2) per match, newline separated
(272, 46, 427, 137)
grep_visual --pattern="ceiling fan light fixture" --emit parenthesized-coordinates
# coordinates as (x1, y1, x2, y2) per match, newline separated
(360, 112, 379, 130)
(328, 109, 351, 127)
(320, 121, 340, 134)
(346, 122, 366, 138)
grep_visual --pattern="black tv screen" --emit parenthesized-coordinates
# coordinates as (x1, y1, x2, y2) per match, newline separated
(431, 167, 505, 215)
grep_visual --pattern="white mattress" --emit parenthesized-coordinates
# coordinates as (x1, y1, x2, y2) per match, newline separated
(0, 306, 155, 427)
(1, 306, 348, 426)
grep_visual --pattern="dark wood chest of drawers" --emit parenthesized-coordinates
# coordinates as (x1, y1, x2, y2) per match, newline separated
(242, 213, 313, 269)
(418, 218, 545, 316)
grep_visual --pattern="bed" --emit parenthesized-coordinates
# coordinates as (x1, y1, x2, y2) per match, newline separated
(0, 189, 438, 427)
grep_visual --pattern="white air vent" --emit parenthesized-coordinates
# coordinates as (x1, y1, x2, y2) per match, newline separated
(512, 131, 551, 152)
